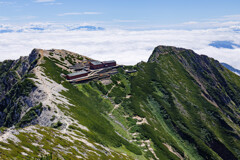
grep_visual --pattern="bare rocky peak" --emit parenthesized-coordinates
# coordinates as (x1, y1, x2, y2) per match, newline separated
(0, 48, 91, 128)
(148, 45, 195, 63)
(29, 48, 93, 73)
(31, 48, 90, 59)
(147, 45, 224, 70)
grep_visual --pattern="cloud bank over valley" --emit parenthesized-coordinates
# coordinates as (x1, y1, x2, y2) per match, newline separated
(0, 23, 240, 70)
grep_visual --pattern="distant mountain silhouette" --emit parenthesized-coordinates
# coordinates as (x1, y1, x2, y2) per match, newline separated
(221, 62, 240, 75)
(209, 41, 240, 49)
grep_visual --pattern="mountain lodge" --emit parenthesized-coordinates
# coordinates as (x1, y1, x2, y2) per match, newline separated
(66, 70, 88, 80)
(103, 60, 117, 67)
(90, 60, 116, 69)
(66, 60, 118, 83)
(90, 61, 104, 69)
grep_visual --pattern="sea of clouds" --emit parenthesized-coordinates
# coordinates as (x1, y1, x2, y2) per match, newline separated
(0, 23, 240, 70)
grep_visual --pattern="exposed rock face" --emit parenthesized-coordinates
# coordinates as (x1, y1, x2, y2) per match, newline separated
(148, 46, 188, 62)
(0, 52, 40, 127)
(0, 48, 90, 128)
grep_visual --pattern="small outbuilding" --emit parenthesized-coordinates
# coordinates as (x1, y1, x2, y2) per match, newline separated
(90, 61, 104, 69)
(103, 60, 116, 67)
(66, 70, 88, 80)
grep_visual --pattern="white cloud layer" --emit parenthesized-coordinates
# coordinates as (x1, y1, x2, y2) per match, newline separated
(0, 23, 240, 70)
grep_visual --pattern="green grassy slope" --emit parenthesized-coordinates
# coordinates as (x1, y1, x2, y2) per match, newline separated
(136, 46, 240, 159)
(40, 46, 240, 159)
(40, 57, 146, 159)
(1, 46, 239, 159)
(86, 46, 240, 159)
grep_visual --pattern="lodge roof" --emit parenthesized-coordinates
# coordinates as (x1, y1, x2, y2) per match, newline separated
(67, 70, 88, 77)
(90, 61, 103, 65)
(102, 60, 116, 64)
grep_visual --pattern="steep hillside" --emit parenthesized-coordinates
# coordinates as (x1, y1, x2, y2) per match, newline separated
(0, 46, 239, 160)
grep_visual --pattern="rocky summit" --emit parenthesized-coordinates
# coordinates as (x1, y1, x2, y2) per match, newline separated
(0, 46, 239, 160)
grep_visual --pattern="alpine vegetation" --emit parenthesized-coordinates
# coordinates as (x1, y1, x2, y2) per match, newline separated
(0, 46, 239, 160)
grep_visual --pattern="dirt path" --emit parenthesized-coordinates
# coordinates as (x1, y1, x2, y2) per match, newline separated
(163, 143, 184, 160)
(109, 104, 120, 116)
(106, 84, 115, 96)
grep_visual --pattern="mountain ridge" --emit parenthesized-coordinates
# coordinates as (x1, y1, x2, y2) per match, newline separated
(0, 46, 239, 159)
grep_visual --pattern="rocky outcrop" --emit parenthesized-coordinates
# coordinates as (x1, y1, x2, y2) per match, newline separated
(0, 51, 40, 127)
(0, 48, 90, 128)
(148, 45, 190, 63)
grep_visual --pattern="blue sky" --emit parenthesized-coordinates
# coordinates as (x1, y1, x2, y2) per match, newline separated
(1, 0, 240, 28)
(0, 0, 240, 70)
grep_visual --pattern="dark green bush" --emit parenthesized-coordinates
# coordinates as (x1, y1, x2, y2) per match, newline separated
(51, 121, 63, 128)
(114, 97, 123, 104)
